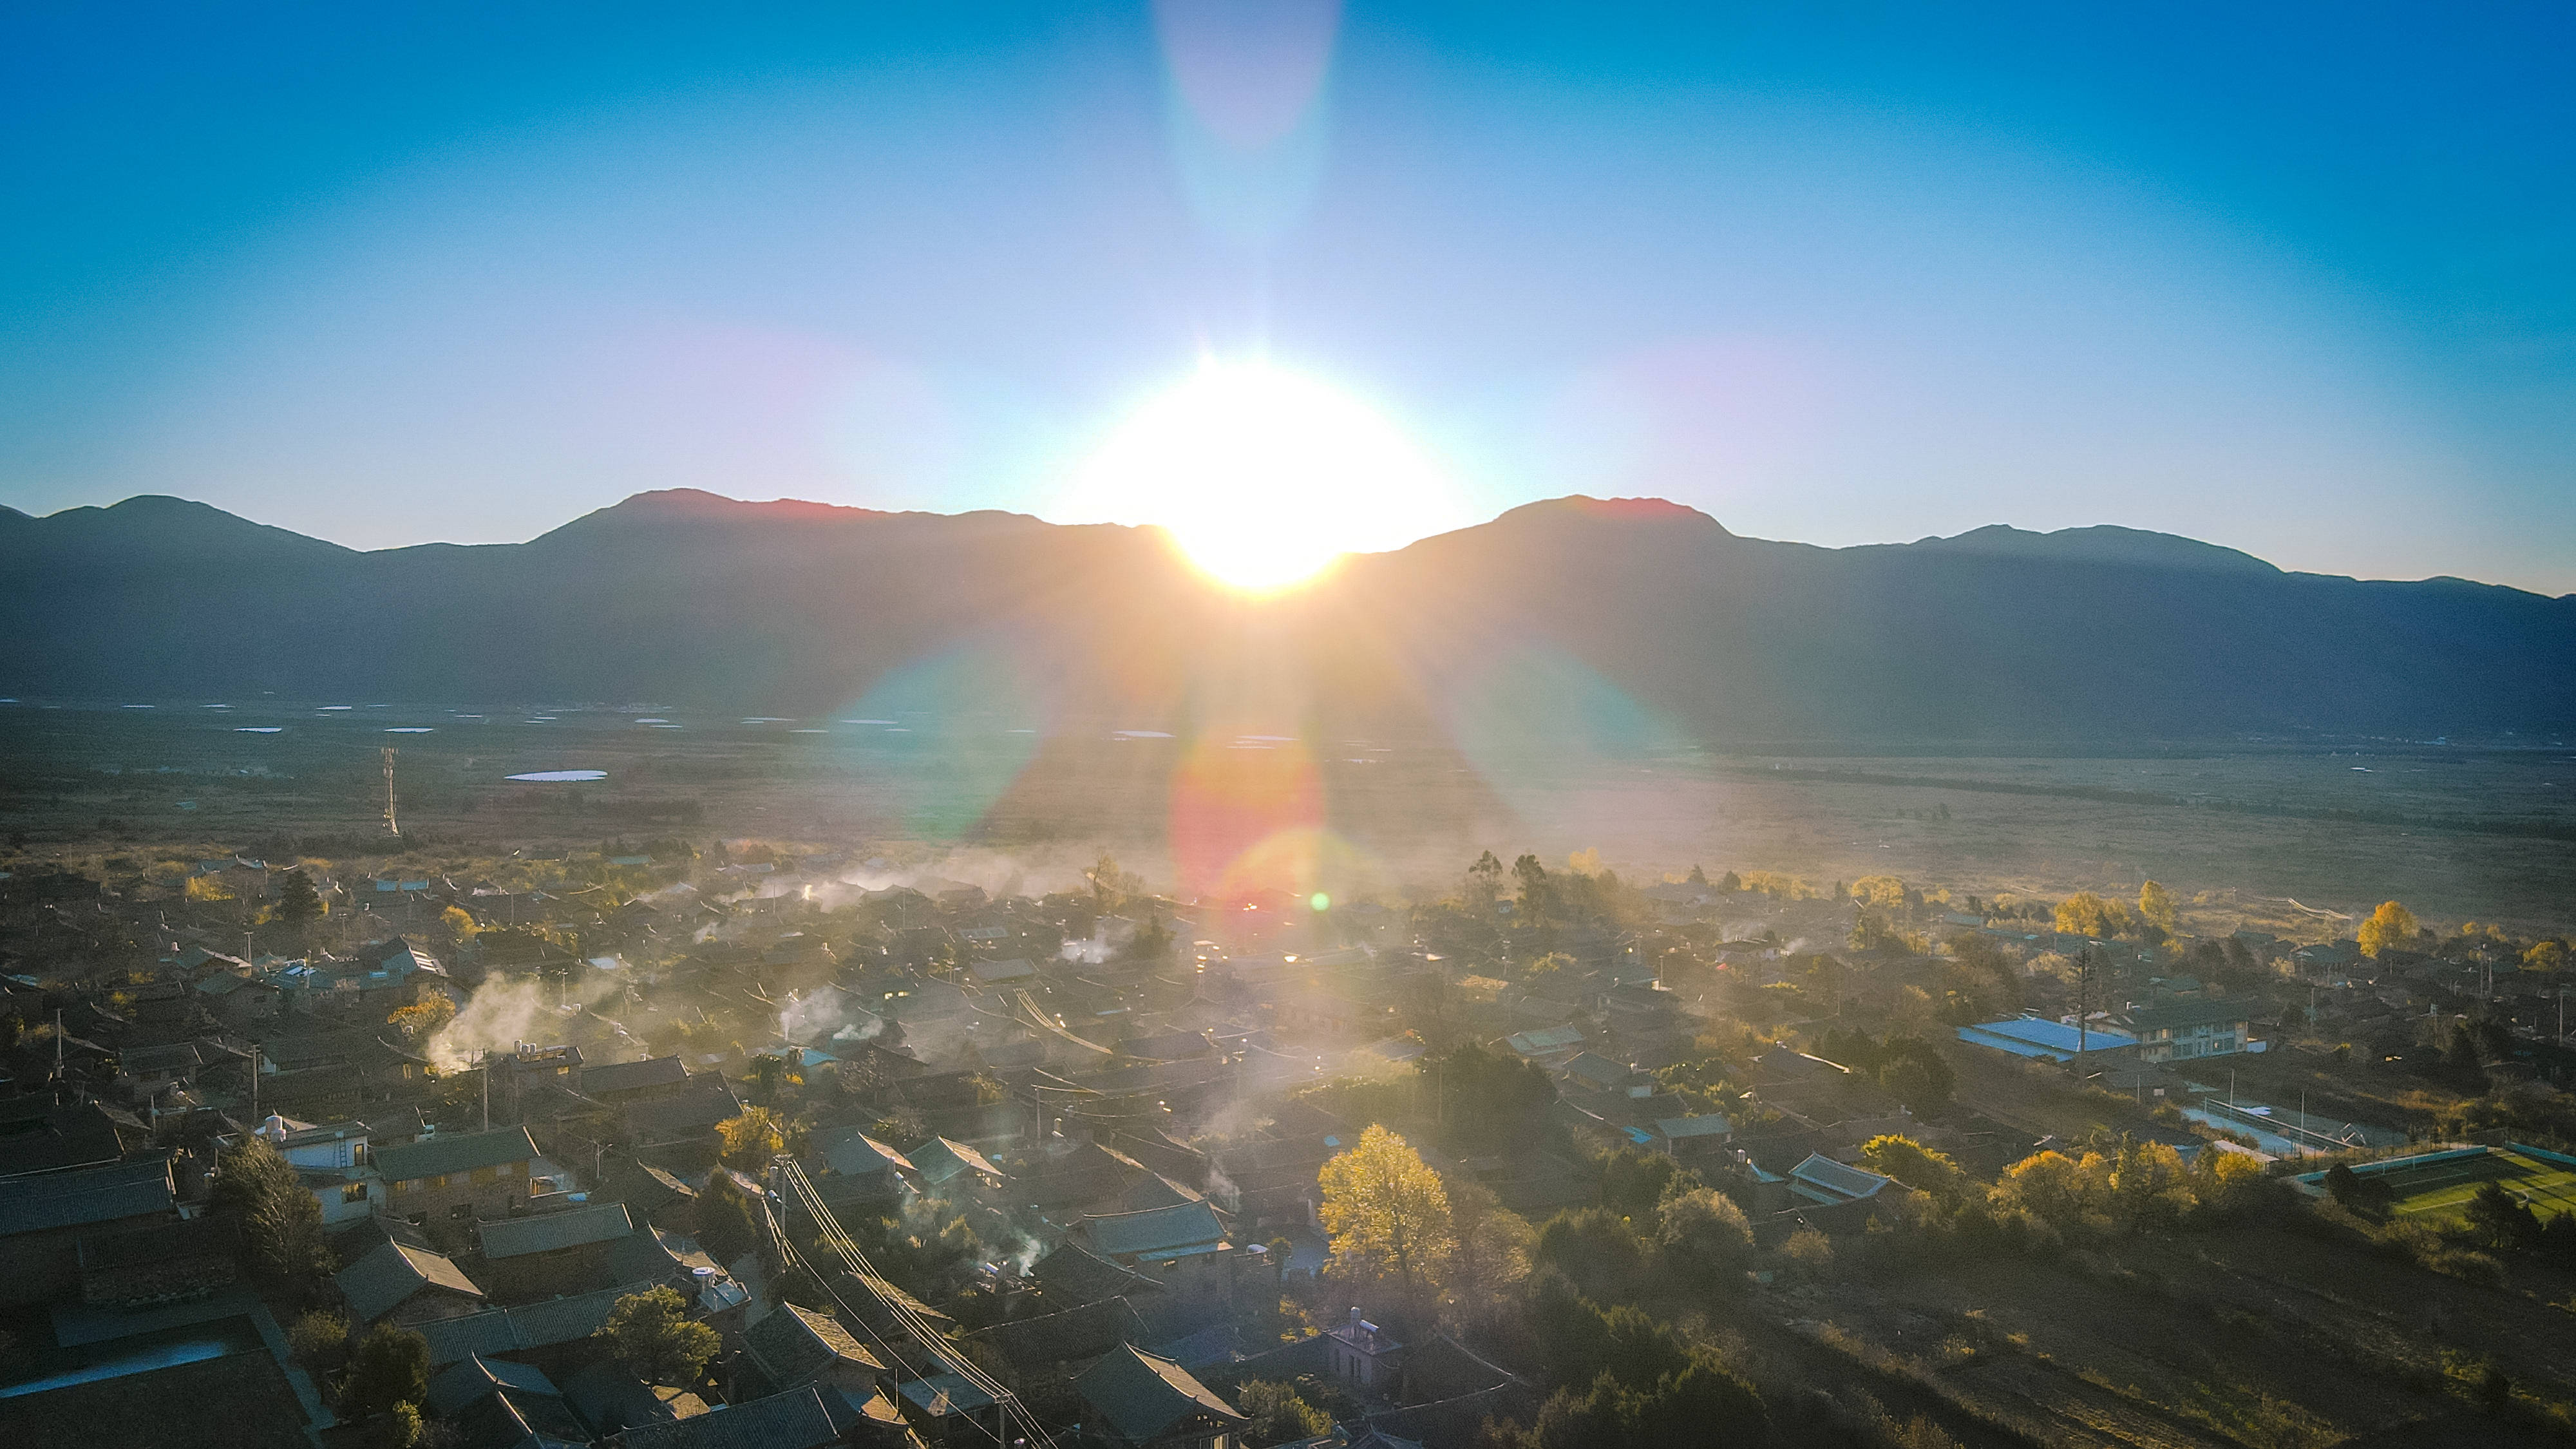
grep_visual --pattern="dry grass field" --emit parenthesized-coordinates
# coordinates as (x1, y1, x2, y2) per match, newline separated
(3, 703, 2571, 930)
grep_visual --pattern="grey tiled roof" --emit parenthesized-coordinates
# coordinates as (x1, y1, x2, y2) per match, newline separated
(428, 1354, 561, 1416)
(743, 1303, 884, 1388)
(1075, 1341, 1245, 1443)
(336, 1240, 485, 1323)
(1031, 1242, 1166, 1305)
(478, 1200, 634, 1259)
(1075, 1199, 1227, 1260)
(372, 1125, 538, 1184)
(416, 1281, 656, 1366)
(0, 1157, 173, 1235)
(615, 1386, 841, 1449)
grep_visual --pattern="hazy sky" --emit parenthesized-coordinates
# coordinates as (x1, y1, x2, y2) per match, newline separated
(5, 3, 2572, 591)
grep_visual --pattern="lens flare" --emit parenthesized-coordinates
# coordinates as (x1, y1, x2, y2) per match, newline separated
(1068, 361, 1467, 594)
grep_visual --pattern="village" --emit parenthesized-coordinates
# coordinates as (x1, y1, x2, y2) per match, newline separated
(3, 839, 2575, 1449)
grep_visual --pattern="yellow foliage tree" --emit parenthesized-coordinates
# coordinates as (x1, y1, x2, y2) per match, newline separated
(2524, 940, 2569, 974)
(387, 996, 456, 1043)
(715, 1106, 786, 1168)
(2136, 880, 2178, 936)
(1318, 1124, 1454, 1298)
(1850, 875, 1906, 909)
(440, 905, 479, 940)
(184, 875, 235, 903)
(2054, 892, 2132, 939)
(2357, 900, 2418, 958)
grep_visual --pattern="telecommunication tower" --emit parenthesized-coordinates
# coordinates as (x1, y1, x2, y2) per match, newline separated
(382, 747, 400, 835)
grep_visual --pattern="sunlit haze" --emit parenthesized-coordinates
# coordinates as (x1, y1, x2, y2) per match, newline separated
(1066, 361, 1466, 591)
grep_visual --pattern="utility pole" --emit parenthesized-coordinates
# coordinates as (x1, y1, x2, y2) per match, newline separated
(251, 1045, 260, 1121)
(2075, 946, 2094, 1066)
(482, 1050, 491, 1132)
(382, 747, 400, 837)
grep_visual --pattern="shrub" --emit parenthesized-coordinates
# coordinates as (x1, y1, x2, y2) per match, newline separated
(1782, 1227, 1835, 1279)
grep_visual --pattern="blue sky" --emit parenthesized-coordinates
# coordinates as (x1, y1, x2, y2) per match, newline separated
(4, 3, 2571, 590)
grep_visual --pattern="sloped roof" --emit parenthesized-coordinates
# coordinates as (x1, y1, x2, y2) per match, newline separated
(1504, 1025, 1585, 1057)
(372, 1125, 538, 1184)
(417, 1282, 654, 1366)
(578, 1056, 690, 1096)
(623, 1076, 741, 1142)
(744, 1303, 884, 1388)
(617, 1387, 841, 1449)
(0, 1157, 171, 1233)
(337, 1240, 486, 1323)
(2121, 997, 2254, 1032)
(813, 1126, 914, 1179)
(1032, 1241, 1168, 1306)
(966, 1296, 1147, 1370)
(909, 1136, 1002, 1186)
(1558, 1051, 1637, 1087)
(1075, 1341, 1245, 1442)
(1788, 1152, 1892, 1204)
(478, 1200, 634, 1259)
(427, 1354, 560, 1416)
(1654, 1115, 1734, 1139)
(1076, 1199, 1228, 1260)
(596, 1156, 695, 1217)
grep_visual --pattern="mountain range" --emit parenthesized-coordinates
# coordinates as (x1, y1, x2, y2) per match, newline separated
(4, 489, 2571, 744)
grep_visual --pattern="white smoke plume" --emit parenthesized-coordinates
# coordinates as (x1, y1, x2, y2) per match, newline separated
(426, 972, 618, 1074)
(776, 987, 885, 1047)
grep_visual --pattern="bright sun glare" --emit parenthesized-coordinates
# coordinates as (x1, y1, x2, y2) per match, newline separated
(1072, 362, 1464, 592)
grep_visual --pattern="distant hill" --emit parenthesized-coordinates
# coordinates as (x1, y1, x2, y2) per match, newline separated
(3, 489, 2571, 743)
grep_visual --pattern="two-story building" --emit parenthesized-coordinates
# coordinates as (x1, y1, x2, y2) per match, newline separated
(373, 1125, 542, 1222)
(2118, 998, 2256, 1065)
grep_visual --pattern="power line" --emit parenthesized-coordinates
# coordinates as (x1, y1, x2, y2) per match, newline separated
(763, 1157, 1055, 1448)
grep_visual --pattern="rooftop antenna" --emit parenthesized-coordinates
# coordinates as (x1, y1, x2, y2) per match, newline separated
(382, 747, 401, 837)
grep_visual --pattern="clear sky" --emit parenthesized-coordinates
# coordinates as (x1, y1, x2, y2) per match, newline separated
(5, 3, 2571, 591)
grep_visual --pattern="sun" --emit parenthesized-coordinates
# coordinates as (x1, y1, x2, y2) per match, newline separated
(1070, 361, 1464, 592)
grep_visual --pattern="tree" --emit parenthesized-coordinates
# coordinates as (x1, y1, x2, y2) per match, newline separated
(1654, 1187, 1753, 1291)
(1318, 1124, 1454, 1301)
(1236, 1380, 1331, 1447)
(276, 868, 326, 927)
(439, 904, 478, 941)
(1716, 870, 1742, 893)
(1874, 1035, 1955, 1115)
(387, 996, 455, 1043)
(342, 1324, 431, 1420)
(746, 1054, 791, 1107)
(1686, 864, 1709, 888)
(1535, 1208, 1648, 1300)
(1443, 1177, 1535, 1312)
(1781, 1226, 1834, 1278)
(599, 1285, 721, 1386)
(1424, 1041, 1555, 1153)
(2137, 880, 2178, 938)
(2358, 900, 2418, 958)
(2463, 1182, 2540, 1253)
(1468, 849, 1506, 904)
(716, 1105, 786, 1166)
(2108, 1139, 2193, 1233)
(1991, 1150, 2099, 1231)
(1860, 1135, 1974, 1206)
(2054, 892, 2133, 939)
(378, 1401, 422, 1449)
(1851, 875, 1906, 909)
(694, 1168, 761, 1266)
(287, 1309, 351, 1368)
(210, 1137, 331, 1284)
(2524, 940, 2568, 974)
